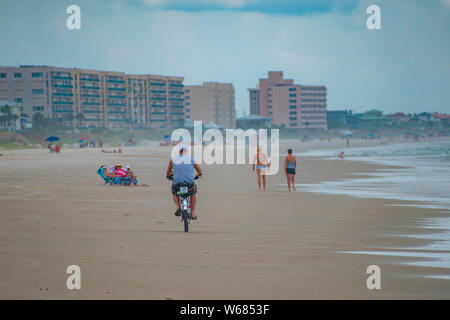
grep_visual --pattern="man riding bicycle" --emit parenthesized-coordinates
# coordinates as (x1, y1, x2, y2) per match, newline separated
(166, 144, 202, 220)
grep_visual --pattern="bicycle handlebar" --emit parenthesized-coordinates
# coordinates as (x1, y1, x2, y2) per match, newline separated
(166, 174, 202, 181)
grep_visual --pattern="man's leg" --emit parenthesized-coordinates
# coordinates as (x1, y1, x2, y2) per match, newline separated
(286, 174, 290, 192)
(172, 194, 180, 209)
(262, 174, 266, 192)
(191, 194, 197, 218)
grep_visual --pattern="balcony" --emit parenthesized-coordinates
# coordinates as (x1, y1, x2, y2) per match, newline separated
(107, 79, 125, 84)
(53, 101, 74, 105)
(81, 86, 100, 90)
(108, 111, 126, 114)
(82, 110, 101, 113)
(80, 78, 100, 82)
(52, 76, 73, 80)
(108, 95, 125, 99)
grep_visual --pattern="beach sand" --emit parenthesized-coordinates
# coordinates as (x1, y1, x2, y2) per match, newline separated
(0, 139, 449, 299)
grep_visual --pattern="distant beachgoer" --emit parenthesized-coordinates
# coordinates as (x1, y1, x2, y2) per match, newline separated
(338, 151, 344, 159)
(252, 146, 270, 192)
(284, 149, 297, 192)
(328, 134, 331, 143)
(99, 139, 104, 148)
(107, 165, 116, 177)
(346, 136, 350, 147)
(47, 143, 55, 153)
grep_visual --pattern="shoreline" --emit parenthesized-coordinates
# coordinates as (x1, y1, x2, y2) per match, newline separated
(0, 139, 449, 298)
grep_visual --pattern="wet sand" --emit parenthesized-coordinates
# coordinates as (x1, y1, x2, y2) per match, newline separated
(0, 139, 449, 299)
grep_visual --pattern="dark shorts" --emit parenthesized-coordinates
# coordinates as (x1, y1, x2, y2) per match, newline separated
(171, 182, 197, 196)
(286, 168, 296, 175)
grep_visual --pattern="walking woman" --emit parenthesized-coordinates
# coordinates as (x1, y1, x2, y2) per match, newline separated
(252, 146, 270, 192)
(284, 149, 297, 192)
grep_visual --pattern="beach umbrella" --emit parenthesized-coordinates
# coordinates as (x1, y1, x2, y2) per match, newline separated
(163, 135, 170, 140)
(46, 136, 60, 142)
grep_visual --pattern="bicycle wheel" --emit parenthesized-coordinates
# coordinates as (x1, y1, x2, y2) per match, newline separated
(183, 213, 189, 233)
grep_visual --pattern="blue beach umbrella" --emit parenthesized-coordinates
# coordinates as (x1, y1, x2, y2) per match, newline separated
(46, 136, 60, 142)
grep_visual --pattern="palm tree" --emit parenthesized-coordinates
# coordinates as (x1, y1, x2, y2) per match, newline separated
(10, 114, 19, 131)
(1, 105, 12, 129)
(75, 112, 85, 128)
(64, 113, 75, 128)
(32, 112, 45, 129)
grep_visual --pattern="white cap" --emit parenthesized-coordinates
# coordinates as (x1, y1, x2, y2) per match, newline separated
(125, 165, 131, 169)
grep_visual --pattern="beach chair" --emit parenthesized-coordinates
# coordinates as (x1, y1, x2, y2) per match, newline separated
(97, 167, 112, 185)
(116, 176, 138, 186)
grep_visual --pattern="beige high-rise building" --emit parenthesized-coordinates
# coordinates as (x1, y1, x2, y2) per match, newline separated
(249, 71, 327, 129)
(0, 65, 185, 129)
(184, 82, 236, 128)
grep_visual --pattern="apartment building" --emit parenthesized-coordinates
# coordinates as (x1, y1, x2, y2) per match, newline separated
(248, 88, 260, 115)
(184, 82, 236, 128)
(248, 71, 327, 129)
(0, 65, 185, 129)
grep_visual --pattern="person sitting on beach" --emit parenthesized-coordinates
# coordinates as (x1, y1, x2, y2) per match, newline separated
(115, 164, 127, 177)
(47, 143, 55, 153)
(125, 165, 135, 178)
(107, 165, 116, 177)
(252, 145, 270, 192)
(284, 148, 297, 192)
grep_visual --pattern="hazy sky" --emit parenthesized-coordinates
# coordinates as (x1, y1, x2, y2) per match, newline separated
(1, 0, 449, 115)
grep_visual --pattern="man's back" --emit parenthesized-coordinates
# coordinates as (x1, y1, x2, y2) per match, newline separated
(172, 154, 195, 184)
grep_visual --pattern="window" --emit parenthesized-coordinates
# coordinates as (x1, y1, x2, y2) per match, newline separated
(185, 102, 190, 106)
(289, 111, 297, 115)
(289, 99, 296, 103)
(289, 87, 296, 91)
(185, 108, 190, 112)
(289, 105, 297, 109)
(15, 97, 23, 103)
(14, 73, 22, 78)
(32, 72, 43, 78)
(32, 106, 44, 111)
(32, 89, 44, 94)
(0, 73, 6, 78)
(185, 96, 190, 99)
(289, 117, 297, 121)
(290, 123, 297, 127)
(289, 94, 296, 97)
(185, 89, 190, 93)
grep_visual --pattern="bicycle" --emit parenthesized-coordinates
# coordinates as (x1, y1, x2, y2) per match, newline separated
(167, 175, 200, 233)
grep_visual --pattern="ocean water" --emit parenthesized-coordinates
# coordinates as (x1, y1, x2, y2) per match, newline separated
(286, 140, 450, 278)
